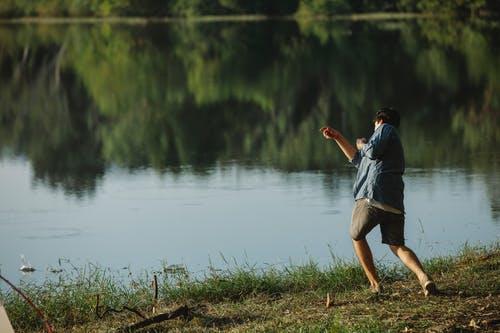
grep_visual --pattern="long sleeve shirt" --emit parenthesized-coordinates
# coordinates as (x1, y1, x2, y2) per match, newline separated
(350, 123, 405, 213)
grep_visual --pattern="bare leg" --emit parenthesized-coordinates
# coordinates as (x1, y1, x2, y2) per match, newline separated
(389, 245, 437, 295)
(352, 238, 379, 288)
(389, 245, 427, 281)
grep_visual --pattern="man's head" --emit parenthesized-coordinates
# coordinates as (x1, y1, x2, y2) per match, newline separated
(374, 107, 400, 128)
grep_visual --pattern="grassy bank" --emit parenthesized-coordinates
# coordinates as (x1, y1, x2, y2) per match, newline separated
(2, 243, 499, 332)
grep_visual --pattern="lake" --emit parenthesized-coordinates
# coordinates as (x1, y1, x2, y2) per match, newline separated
(0, 17, 499, 284)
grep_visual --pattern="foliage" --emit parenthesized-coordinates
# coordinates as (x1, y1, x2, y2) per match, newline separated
(0, 0, 498, 18)
(299, 0, 352, 15)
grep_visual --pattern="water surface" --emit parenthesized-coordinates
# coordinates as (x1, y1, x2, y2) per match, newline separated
(0, 18, 498, 282)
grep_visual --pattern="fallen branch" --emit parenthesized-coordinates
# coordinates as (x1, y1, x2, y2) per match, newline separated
(115, 305, 190, 332)
(95, 294, 146, 320)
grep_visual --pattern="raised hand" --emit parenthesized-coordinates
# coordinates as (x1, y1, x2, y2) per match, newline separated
(319, 126, 340, 140)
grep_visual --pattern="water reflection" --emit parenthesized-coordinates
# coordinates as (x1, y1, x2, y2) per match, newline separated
(0, 18, 498, 279)
(1, 20, 499, 176)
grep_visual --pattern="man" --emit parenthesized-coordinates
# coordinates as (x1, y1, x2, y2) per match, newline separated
(320, 107, 437, 296)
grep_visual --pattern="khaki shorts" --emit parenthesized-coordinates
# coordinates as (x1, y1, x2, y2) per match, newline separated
(350, 199, 405, 246)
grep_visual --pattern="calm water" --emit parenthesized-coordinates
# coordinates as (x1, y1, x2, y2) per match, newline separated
(0, 18, 499, 283)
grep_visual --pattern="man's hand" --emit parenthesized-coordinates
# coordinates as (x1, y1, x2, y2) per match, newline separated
(320, 126, 340, 140)
(319, 125, 357, 161)
(356, 138, 367, 150)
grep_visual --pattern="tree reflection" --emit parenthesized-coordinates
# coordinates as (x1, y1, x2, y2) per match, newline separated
(0, 19, 498, 207)
(0, 27, 104, 197)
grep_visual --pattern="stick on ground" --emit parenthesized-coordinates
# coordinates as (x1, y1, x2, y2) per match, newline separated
(116, 305, 190, 332)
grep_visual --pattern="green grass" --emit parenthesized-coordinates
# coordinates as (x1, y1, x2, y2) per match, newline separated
(4, 266, 140, 329)
(2, 242, 498, 332)
(161, 258, 368, 303)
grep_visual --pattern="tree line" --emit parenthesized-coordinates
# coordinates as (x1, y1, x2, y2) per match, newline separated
(0, 0, 499, 18)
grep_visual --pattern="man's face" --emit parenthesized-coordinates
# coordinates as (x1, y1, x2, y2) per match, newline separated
(374, 120, 383, 130)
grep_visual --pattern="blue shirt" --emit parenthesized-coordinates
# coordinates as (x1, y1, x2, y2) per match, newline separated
(350, 123, 405, 212)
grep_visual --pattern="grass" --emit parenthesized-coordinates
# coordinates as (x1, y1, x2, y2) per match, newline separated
(2, 243, 499, 332)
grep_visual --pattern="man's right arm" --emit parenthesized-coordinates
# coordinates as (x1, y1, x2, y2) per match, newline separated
(320, 126, 357, 161)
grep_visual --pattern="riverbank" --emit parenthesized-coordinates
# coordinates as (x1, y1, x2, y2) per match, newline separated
(0, 12, 448, 24)
(2, 243, 498, 332)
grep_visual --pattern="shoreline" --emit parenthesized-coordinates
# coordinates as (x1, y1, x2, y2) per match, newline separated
(0, 12, 473, 25)
(2, 243, 499, 332)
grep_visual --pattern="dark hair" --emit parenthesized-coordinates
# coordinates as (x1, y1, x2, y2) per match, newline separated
(374, 107, 400, 128)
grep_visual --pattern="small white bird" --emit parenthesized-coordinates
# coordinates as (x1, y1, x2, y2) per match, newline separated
(19, 254, 35, 272)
